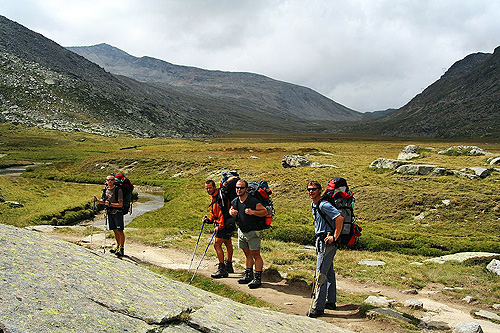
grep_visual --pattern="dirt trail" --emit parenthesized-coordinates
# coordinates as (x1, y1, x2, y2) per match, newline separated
(40, 227, 500, 333)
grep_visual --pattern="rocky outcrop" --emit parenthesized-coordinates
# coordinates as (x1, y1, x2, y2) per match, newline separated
(0, 223, 351, 332)
(396, 164, 436, 175)
(282, 155, 311, 168)
(438, 146, 492, 156)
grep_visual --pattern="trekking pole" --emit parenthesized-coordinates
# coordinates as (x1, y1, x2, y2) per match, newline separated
(309, 232, 329, 313)
(90, 200, 96, 247)
(103, 208, 108, 254)
(188, 218, 206, 271)
(189, 230, 216, 284)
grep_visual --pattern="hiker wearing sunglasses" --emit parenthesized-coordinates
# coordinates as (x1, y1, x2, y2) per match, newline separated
(229, 180, 268, 289)
(306, 180, 344, 318)
(203, 180, 235, 278)
(92, 175, 125, 257)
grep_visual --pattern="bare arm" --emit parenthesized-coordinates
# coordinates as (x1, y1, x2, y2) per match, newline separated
(244, 203, 268, 217)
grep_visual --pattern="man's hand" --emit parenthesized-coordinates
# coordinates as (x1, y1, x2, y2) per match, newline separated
(229, 207, 238, 217)
(324, 232, 334, 244)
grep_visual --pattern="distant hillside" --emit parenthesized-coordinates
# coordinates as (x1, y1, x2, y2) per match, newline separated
(362, 108, 396, 120)
(67, 43, 362, 122)
(360, 48, 500, 138)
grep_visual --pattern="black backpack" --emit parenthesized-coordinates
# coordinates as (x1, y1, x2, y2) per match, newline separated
(218, 170, 240, 211)
(102, 173, 135, 214)
(247, 180, 274, 229)
(316, 177, 361, 247)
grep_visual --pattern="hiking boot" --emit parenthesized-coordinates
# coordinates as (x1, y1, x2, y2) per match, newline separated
(211, 263, 228, 279)
(248, 271, 262, 289)
(110, 245, 119, 254)
(225, 260, 234, 273)
(115, 246, 124, 257)
(306, 308, 324, 318)
(325, 303, 336, 310)
(238, 268, 254, 284)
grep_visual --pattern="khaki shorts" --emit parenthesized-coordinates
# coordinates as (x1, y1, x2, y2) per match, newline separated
(238, 229, 262, 251)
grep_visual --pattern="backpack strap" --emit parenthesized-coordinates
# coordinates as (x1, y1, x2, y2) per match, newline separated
(313, 200, 336, 232)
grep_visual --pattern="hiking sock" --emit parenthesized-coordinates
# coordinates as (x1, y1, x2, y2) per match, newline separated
(238, 268, 253, 284)
(211, 263, 228, 279)
(248, 270, 262, 289)
(225, 260, 234, 273)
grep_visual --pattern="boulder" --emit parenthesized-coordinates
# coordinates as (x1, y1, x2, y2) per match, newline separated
(488, 156, 500, 165)
(465, 167, 492, 178)
(424, 252, 500, 264)
(282, 155, 311, 168)
(486, 259, 500, 276)
(453, 322, 483, 333)
(369, 158, 404, 169)
(358, 260, 386, 266)
(395, 164, 436, 175)
(0, 223, 352, 333)
(404, 299, 423, 310)
(398, 145, 420, 160)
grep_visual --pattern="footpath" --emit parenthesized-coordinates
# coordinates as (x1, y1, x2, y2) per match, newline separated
(36, 223, 500, 333)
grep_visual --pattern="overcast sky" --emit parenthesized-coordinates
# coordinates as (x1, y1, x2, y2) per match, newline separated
(1, 0, 499, 112)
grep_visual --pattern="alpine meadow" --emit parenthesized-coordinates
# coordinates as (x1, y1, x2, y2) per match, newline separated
(1, 123, 499, 309)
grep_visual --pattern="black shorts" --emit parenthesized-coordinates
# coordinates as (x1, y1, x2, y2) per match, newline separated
(216, 227, 234, 240)
(108, 211, 124, 231)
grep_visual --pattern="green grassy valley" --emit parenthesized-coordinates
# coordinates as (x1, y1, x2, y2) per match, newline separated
(1, 123, 499, 306)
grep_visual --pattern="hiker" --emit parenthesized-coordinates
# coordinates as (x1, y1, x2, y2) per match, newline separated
(307, 180, 344, 318)
(203, 180, 235, 278)
(92, 175, 125, 257)
(229, 179, 268, 289)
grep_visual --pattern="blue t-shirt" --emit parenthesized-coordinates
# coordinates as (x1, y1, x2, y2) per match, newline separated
(312, 200, 341, 235)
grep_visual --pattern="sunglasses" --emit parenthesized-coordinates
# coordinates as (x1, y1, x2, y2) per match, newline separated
(106, 179, 115, 182)
(235, 186, 247, 189)
(307, 187, 319, 192)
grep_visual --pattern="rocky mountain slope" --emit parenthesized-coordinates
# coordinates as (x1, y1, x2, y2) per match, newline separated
(67, 43, 362, 122)
(361, 47, 500, 138)
(0, 15, 361, 138)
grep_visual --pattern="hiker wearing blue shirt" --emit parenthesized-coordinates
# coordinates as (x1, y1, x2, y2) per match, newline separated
(307, 180, 344, 318)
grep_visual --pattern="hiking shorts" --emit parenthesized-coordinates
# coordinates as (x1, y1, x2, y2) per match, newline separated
(108, 211, 124, 231)
(238, 229, 262, 251)
(216, 227, 234, 240)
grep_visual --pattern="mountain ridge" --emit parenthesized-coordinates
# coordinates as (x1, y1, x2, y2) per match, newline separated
(67, 43, 362, 122)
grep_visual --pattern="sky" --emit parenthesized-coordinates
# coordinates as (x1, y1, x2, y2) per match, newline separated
(1, 0, 499, 112)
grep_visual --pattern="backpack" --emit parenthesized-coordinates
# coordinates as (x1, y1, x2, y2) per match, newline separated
(316, 177, 361, 247)
(102, 173, 135, 214)
(218, 170, 240, 211)
(247, 180, 274, 229)
(216, 170, 240, 231)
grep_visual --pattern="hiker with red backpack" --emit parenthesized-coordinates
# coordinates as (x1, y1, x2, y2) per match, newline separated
(92, 174, 126, 257)
(306, 180, 344, 318)
(229, 179, 268, 289)
(203, 180, 235, 278)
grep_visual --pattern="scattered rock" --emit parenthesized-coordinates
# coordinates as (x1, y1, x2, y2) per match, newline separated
(474, 310, 500, 321)
(249, 156, 259, 159)
(401, 289, 419, 295)
(486, 259, 500, 276)
(396, 164, 436, 175)
(493, 304, 500, 310)
(282, 155, 311, 168)
(438, 146, 491, 156)
(442, 199, 451, 206)
(424, 252, 500, 264)
(464, 167, 492, 178)
(404, 299, 423, 310)
(420, 320, 451, 331)
(310, 162, 338, 168)
(453, 322, 483, 333)
(366, 307, 413, 323)
(369, 158, 405, 169)
(358, 260, 386, 266)
(462, 296, 475, 304)
(488, 156, 500, 165)
(364, 296, 395, 307)
(430, 167, 449, 177)
(4, 201, 23, 208)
